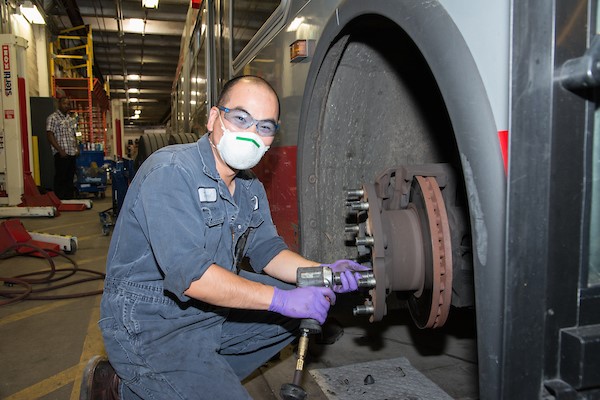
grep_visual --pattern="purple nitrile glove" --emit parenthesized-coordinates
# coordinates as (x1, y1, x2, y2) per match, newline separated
(325, 259, 372, 293)
(268, 286, 336, 325)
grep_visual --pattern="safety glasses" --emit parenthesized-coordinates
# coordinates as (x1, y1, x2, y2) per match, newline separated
(218, 106, 279, 137)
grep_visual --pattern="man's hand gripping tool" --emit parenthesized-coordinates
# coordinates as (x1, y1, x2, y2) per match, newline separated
(279, 266, 375, 400)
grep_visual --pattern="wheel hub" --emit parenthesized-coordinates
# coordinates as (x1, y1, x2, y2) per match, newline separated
(346, 165, 454, 328)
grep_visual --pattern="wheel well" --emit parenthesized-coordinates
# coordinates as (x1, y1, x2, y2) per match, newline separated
(297, 3, 506, 396)
(299, 15, 461, 261)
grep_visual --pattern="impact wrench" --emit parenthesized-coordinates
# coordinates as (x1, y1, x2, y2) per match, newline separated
(280, 266, 376, 400)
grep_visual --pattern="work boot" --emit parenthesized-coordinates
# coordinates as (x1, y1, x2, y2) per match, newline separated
(80, 355, 120, 400)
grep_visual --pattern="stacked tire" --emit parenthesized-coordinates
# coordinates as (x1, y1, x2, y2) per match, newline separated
(134, 132, 199, 170)
(169, 133, 198, 145)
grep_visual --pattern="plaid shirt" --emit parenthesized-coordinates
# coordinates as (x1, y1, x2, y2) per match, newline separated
(46, 110, 78, 156)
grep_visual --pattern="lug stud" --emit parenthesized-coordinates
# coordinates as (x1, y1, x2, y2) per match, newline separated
(344, 225, 359, 233)
(355, 237, 375, 246)
(351, 202, 369, 211)
(353, 304, 375, 316)
(346, 189, 365, 200)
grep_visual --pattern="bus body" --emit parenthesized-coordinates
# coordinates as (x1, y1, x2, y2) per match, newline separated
(171, 1, 600, 398)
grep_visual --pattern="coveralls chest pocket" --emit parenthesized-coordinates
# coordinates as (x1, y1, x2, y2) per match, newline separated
(235, 209, 265, 269)
(200, 203, 225, 256)
(247, 211, 264, 232)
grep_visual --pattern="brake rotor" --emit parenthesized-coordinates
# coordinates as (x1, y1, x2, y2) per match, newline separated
(407, 176, 453, 328)
(350, 173, 453, 328)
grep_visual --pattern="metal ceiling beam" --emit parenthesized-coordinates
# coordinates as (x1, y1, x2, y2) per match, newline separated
(96, 54, 178, 67)
(93, 34, 183, 48)
(52, 15, 185, 35)
(93, 47, 180, 60)
(108, 74, 174, 82)
(76, 2, 187, 21)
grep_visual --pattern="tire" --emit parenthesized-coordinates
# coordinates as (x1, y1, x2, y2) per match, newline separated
(169, 132, 198, 145)
(136, 133, 170, 167)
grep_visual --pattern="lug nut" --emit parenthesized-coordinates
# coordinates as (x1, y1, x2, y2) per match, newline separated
(351, 202, 369, 211)
(353, 304, 375, 316)
(357, 273, 376, 287)
(355, 237, 374, 246)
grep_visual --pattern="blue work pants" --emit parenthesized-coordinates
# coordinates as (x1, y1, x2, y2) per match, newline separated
(100, 273, 298, 399)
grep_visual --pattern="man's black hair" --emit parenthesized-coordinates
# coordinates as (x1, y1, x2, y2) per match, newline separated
(216, 75, 280, 119)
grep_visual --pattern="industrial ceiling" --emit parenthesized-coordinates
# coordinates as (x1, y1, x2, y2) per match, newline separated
(42, 0, 190, 128)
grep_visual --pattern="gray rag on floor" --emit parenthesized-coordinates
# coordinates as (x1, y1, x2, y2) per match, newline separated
(309, 357, 453, 400)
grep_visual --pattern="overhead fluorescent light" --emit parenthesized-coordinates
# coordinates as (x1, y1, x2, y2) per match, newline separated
(20, 1, 45, 25)
(142, 0, 159, 9)
(134, 109, 141, 115)
(126, 18, 145, 33)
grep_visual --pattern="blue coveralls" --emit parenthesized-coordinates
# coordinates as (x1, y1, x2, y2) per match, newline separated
(99, 134, 298, 399)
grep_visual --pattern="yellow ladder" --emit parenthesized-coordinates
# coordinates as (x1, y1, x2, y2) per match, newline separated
(49, 24, 94, 92)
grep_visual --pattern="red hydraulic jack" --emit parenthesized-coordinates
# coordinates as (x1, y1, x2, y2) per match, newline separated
(20, 173, 88, 215)
(0, 219, 61, 257)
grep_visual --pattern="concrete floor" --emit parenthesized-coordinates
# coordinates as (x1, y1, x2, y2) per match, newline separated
(0, 189, 479, 400)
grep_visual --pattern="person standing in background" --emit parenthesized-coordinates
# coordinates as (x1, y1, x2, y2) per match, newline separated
(46, 96, 79, 199)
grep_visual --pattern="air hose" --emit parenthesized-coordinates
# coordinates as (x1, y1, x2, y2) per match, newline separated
(0, 242, 105, 306)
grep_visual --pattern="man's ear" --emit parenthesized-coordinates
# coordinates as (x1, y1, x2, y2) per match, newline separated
(206, 106, 218, 132)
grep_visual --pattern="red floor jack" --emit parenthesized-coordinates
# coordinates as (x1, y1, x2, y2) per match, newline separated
(19, 172, 92, 215)
(0, 219, 77, 257)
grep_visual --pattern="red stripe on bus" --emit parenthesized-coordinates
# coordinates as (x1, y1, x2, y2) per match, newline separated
(253, 146, 299, 252)
(498, 130, 508, 175)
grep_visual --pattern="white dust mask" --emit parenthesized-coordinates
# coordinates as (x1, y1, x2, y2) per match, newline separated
(215, 113, 269, 170)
